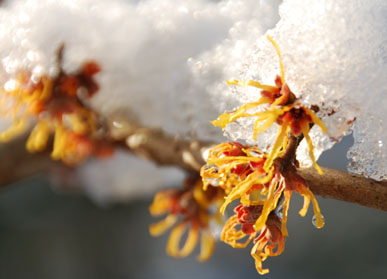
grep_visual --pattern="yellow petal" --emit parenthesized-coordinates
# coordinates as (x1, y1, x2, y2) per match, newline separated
(263, 122, 289, 172)
(251, 241, 270, 275)
(299, 186, 325, 229)
(227, 79, 278, 92)
(267, 35, 285, 85)
(211, 99, 270, 129)
(197, 231, 216, 262)
(0, 118, 28, 142)
(281, 190, 291, 237)
(26, 121, 50, 152)
(39, 77, 53, 101)
(304, 108, 328, 134)
(254, 179, 282, 232)
(149, 191, 173, 216)
(220, 170, 274, 214)
(301, 123, 323, 175)
(51, 125, 67, 160)
(167, 222, 199, 258)
(149, 214, 178, 237)
(298, 191, 310, 217)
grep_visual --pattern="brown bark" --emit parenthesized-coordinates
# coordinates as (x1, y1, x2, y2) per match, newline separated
(0, 115, 386, 212)
(300, 167, 387, 211)
(107, 114, 213, 173)
(0, 135, 64, 190)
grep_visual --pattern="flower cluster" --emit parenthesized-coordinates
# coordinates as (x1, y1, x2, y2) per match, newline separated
(149, 176, 224, 261)
(201, 35, 327, 275)
(222, 205, 284, 275)
(212, 35, 328, 174)
(0, 53, 113, 165)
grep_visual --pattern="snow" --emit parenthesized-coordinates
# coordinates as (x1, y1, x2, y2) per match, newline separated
(204, 0, 387, 180)
(0, 0, 385, 201)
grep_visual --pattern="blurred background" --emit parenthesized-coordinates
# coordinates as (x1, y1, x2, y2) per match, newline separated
(0, 135, 386, 279)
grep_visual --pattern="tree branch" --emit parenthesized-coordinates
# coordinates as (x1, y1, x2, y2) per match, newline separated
(0, 114, 386, 212)
(107, 114, 213, 173)
(299, 167, 387, 211)
(0, 135, 68, 190)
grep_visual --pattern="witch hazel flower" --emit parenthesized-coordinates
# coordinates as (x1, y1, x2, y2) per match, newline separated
(222, 205, 284, 275)
(200, 35, 328, 276)
(149, 176, 224, 261)
(212, 35, 328, 174)
(0, 47, 113, 165)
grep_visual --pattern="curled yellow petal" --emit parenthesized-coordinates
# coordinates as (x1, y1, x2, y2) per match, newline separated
(254, 179, 283, 232)
(51, 125, 68, 160)
(221, 215, 255, 248)
(149, 214, 178, 237)
(167, 222, 199, 258)
(39, 77, 54, 101)
(220, 170, 274, 214)
(211, 99, 270, 129)
(301, 123, 323, 175)
(298, 191, 310, 217)
(0, 118, 28, 142)
(197, 230, 216, 262)
(263, 122, 289, 172)
(149, 191, 173, 216)
(281, 190, 291, 237)
(193, 180, 211, 208)
(267, 35, 285, 85)
(26, 121, 50, 152)
(304, 108, 328, 134)
(251, 240, 270, 275)
(227, 79, 278, 92)
(298, 185, 325, 229)
(66, 114, 88, 135)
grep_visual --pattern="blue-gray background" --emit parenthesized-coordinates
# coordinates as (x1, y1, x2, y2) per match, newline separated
(0, 135, 386, 279)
